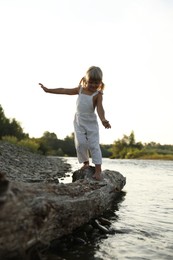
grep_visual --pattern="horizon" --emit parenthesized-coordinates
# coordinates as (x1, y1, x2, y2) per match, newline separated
(1, 102, 172, 146)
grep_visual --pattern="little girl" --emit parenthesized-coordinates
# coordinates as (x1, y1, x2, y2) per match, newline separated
(39, 66, 111, 180)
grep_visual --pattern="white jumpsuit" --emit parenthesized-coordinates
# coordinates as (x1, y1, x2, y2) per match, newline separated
(73, 86, 102, 165)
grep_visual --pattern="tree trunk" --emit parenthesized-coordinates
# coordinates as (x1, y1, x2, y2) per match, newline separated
(0, 166, 126, 258)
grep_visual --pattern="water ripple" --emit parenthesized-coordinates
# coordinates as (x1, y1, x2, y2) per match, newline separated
(63, 158, 173, 260)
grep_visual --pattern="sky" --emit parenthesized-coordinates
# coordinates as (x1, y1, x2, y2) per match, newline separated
(0, 0, 173, 145)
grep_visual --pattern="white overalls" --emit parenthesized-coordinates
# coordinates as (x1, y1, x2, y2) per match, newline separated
(73, 86, 102, 165)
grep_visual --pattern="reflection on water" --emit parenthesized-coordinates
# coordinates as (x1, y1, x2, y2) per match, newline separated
(51, 158, 173, 260)
(45, 191, 126, 260)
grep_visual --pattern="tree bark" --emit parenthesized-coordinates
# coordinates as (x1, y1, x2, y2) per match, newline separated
(0, 166, 126, 258)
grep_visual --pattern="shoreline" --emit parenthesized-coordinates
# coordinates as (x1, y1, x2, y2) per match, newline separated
(0, 141, 71, 183)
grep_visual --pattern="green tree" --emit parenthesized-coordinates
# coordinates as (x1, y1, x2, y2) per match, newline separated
(0, 105, 8, 138)
(0, 105, 28, 140)
(63, 133, 76, 156)
(38, 131, 60, 155)
(6, 118, 28, 140)
(100, 144, 112, 157)
(111, 131, 143, 159)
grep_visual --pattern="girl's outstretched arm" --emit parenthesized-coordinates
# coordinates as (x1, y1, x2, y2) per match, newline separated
(39, 83, 79, 95)
(96, 93, 111, 129)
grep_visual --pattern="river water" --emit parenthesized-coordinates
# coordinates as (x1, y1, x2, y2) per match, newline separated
(53, 158, 173, 260)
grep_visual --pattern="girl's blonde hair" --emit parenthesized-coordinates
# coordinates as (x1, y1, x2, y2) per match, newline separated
(79, 66, 105, 91)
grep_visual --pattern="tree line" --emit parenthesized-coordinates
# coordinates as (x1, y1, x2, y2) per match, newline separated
(0, 104, 173, 160)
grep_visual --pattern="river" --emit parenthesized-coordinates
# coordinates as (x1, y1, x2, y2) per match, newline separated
(52, 158, 173, 260)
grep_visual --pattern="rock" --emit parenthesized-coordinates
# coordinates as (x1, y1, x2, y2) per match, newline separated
(0, 141, 71, 183)
(0, 141, 126, 259)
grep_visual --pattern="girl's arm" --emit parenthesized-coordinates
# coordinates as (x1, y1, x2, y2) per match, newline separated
(39, 83, 79, 95)
(96, 93, 111, 129)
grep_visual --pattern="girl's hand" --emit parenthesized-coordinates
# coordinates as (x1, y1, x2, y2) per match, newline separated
(39, 83, 48, 92)
(102, 119, 111, 129)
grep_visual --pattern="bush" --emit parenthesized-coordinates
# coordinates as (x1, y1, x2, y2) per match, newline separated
(18, 139, 40, 153)
(2, 136, 18, 144)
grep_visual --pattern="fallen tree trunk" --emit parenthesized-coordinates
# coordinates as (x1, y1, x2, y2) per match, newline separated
(0, 166, 126, 258)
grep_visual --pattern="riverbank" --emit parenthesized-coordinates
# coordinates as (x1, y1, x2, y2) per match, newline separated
(0, 141, 71, 183)
(0, 141, 127, 260)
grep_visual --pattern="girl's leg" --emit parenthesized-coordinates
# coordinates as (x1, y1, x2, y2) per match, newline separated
(93, 164, 102, 180)
(87, 126, 102, 179)
(74, 122, 89, 164)
(81, 160, 89, 169)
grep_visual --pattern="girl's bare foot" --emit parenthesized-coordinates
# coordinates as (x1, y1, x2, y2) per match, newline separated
(93, 164, 102, 180)
(81, 161, 89, 170)
(92, 172, 102, 181)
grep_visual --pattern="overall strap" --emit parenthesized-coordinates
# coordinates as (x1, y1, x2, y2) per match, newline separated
(91, 90, 99, 97)
(79, 85, 83, 94)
